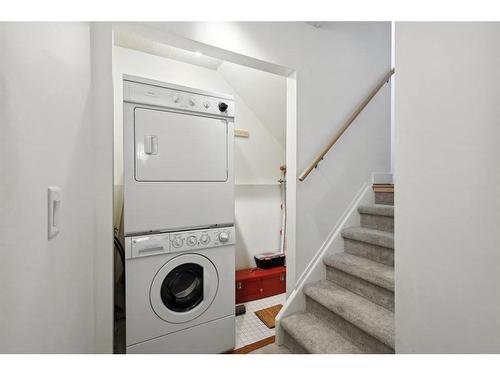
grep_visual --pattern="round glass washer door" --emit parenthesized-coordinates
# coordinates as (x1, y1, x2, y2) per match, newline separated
(150, 253, 219, 324)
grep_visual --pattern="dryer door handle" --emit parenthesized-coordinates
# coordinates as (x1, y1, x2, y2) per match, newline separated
(144, 135, 158, 155)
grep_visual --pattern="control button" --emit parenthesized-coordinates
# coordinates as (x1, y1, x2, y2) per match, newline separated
(172, 237, 183, 248)
(218, 231, 230, 243)
(218, 102, 228, 112)
(188, 97, 196, 106)
(200, 234, 210, 245)
(203, 101, 210, 109)
(172, 94, 181, 103)
(187, 235, 197, 246)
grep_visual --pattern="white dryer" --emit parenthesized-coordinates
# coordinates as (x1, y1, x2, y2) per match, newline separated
(122, 75, 235, 236)
(125, 226, 235, 354)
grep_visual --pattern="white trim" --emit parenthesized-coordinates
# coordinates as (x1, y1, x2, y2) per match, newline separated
(275, 182, 374, 345)
(390, 21, 396, 176)
(91, 22, 114, 354)
(285, 72, 297, 294)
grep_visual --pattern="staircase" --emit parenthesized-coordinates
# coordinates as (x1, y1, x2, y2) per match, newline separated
(279, 186, 394, 353)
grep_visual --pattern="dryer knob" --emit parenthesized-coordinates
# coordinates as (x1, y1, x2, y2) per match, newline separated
(218, 231, 229, 243)
(187, 235, 197, 246)
(218, 102, 228, 112)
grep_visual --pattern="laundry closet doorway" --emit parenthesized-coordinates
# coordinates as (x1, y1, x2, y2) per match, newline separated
(111, 24, 297, 353)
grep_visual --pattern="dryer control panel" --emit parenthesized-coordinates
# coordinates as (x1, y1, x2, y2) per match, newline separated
(125, 226, 235, 259)
(123, 75, 234, 118)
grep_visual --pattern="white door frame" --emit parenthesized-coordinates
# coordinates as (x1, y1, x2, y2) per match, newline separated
(95, 22, 298, 352)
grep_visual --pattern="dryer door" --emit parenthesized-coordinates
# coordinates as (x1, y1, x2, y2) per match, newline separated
(150, 253, 219, 324)
(134, 107, 228, 182)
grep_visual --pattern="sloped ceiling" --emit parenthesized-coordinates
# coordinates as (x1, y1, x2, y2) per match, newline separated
(217, 61, 286, 149)
(114, 29, 223, 70)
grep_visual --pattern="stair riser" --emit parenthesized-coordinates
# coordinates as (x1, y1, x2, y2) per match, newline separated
(306, 297, 394, 354)
(326, 267, 394, 311)
(374, 192, 394, 205)
(344, 239, 394, 266)
(282, 329, 308, 354)
(360, 213, 394, 233)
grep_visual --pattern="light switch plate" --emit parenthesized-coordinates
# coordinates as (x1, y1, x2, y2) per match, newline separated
(48, 187, 61, 239)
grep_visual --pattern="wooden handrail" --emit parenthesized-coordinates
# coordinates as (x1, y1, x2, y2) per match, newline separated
(298, 68, 395, 182)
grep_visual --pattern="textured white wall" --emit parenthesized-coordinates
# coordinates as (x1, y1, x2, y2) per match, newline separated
(395, 22, 500, 353)
(112, 46, 285, 270)
(124, 22, 392, 283)
(0, 23, 98, 353)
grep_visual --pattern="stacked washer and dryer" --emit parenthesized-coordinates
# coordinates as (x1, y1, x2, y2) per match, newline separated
(122, 75, 235, 354)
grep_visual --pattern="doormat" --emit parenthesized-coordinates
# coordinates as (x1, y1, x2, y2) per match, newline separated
(254, 304, 283, 329)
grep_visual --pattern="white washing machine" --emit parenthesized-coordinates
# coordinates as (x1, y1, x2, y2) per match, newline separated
(122, 75, 235, 236)
(125, 226, 235, 354)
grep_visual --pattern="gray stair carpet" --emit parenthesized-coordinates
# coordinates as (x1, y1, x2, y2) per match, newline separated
(323, 252, 394, 291)
(358, 204, 394, 217)
(278, 190, 394, 354)
(304, 280, 394, 349)
(375, 191, 394, 205)
(280, 312, 363, 354)
(250, 343, 292, 354)
(358, 204, 394, 232)
(341, 227, 394, 249)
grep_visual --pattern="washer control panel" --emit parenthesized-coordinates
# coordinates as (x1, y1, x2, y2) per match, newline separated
(126, 226, 235, 259)
(170, 226, 235, 253)
(128, 233, 171, 259)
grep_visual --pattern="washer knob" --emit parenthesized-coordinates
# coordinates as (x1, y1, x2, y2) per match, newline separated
(187, 235, 197, 246)
(218, 231, 230, 243)
(200, 234, 210, 245)
(188, 97, 196, 106)
(172, 94, 181, 103)
(203, 101, 210, 109)
(172, 237, 183, 248)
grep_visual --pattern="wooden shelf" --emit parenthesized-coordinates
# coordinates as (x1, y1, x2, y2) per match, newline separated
(372, 184, 394, 193)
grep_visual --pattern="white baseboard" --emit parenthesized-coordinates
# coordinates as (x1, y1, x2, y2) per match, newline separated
(275, 181, 374, 345)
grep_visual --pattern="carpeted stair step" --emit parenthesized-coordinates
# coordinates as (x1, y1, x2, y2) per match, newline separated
(341, 227, 394, 266)
(323, 252, 394, 311)
(374, 192, 394, 205)
(304, 280, 394, 352)
(280, 312, 363, 354)
(358, 204, 394, 233)
(342, 227, 394, 249)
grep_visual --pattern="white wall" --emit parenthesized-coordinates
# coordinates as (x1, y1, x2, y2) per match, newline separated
(112, 46, 285, 270)
(395, 22, 500, 353)
(115, 22, 392, 285)
(218, 61, 286, 149)
(0, 23, 112, 353)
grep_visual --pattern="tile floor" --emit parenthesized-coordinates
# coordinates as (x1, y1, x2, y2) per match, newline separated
(235, 293, 286, 349)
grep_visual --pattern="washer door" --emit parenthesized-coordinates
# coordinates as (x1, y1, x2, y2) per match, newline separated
(150, 253, 219, 324)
